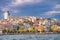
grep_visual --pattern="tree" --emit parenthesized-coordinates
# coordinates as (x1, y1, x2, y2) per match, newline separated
(48, 26, 53, 32)
(35, 25, 45, 33)
(2, 29, 6, 33)
(51, 25, 59, 32)
(28, 27, 35, 32)
(28, 21, 33, 26)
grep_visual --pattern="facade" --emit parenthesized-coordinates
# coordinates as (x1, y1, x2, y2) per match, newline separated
(0, 11, 59, 33)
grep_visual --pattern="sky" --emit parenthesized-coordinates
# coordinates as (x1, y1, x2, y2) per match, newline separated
(0, 0, 60, 20)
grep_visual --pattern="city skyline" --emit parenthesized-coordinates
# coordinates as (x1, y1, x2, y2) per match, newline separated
(0, 0, 60, 20)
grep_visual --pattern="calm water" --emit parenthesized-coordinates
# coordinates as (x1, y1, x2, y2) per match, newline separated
(0, 34, 60, 40)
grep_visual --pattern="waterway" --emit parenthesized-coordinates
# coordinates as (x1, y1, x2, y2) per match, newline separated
(0, 34, 60, 40)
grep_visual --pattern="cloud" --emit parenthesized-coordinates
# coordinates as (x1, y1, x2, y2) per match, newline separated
(11, 10, 19, 13)
(0, 6, 19, 15)
(42, 4, 60, 18)
(54, 4, 60, 8)
(0, 0, 43, 14)
(10, 0, 42, 7)
(45, 11, 60, 16)
(0, 7, 9, 12)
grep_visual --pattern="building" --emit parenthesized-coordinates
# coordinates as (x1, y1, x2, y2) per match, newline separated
(4, 11, 10, 20)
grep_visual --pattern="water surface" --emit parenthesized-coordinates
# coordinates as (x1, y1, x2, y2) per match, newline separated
(0, 34, 60, 40)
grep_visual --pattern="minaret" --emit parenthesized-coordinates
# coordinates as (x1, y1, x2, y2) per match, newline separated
(4, 11, 10, 20)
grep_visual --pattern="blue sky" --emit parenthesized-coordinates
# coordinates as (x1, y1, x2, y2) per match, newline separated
(0, 0, 60, 20)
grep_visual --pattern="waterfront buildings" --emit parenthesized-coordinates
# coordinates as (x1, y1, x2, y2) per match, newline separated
(0, 11, 60, 33)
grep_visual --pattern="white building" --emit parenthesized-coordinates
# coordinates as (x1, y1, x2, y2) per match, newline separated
(30, 16, 36, 22)
(4, 11, 10, 20)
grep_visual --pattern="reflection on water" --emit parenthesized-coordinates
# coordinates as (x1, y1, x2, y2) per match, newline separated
(0, 34, 60, 40)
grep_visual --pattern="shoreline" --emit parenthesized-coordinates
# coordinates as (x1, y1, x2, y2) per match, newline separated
(0, 32, 60, 35)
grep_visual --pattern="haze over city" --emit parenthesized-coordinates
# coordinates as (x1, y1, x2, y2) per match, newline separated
(0, 0, 60, 19)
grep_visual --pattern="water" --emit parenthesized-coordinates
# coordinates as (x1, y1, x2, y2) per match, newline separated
(0, 34, 60, 40)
